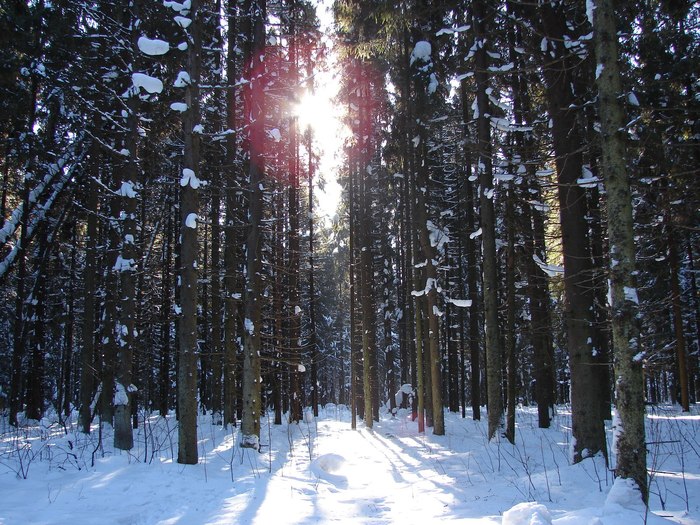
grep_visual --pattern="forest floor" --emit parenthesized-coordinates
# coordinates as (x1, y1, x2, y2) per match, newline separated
(0, 404, 698, 524)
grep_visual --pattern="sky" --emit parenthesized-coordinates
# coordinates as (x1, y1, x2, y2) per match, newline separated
(300, 0, 346, 223)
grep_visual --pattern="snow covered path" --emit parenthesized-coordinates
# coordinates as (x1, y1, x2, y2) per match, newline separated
(1, 407, 698, 525)
(240, 417, 500, 524)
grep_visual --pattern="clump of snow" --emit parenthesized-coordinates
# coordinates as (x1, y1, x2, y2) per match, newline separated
(586, 0, 596, 25)
(118, 181, 137, 198)
(410, 41, 432, 65)
(137, 36, 169, 56)
(578, 165, 599, 188)
(170, 102, 188, 112)
(113, 255, 135, 272)
(596, 63, 604, 79)
(624, 286, 639, 304)
(244, 318, 254, 335)
(310, 453, 347, 488)
(268, 128, 282, 142)
(114, 383, 130, 406)
(297, 364, 306, 372)
(185, 213, 197, 229)
(132, 73, 163, 94)
(448, 298, 472, 308)
(180, 168, 205, 189)
(428, 73, 438, 94)
(174, 71, 191, 87)
(502, 502, 552, 525)
(174, 16, 192, 29)
(164, 0, 191, 12)
(241, 433, 259, 450)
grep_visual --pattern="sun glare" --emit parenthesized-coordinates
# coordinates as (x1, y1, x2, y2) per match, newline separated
(294, 81, 347, 222)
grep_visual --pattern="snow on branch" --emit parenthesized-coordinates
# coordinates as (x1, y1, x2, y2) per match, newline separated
(0, 140, 84, 247)
(533, 254, 564, 277)
(0, 138, 88, 279)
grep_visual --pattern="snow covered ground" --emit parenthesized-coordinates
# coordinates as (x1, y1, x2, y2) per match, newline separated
(0, 405, 698, 525)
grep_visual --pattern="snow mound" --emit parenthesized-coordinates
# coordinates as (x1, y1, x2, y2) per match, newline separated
(310, 453, 347, 489)
(502, 502, 552, 525)
(604, 477, 645, 512)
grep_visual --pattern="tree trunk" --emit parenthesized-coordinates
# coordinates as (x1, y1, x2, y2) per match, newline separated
(177, 0, 202, 464)
(539, 4, 607, 462)
(223, 0, 241, 429)
(594, 0, 647, 500)
(240, 0, 266, 449)
(473, 0, 502, 440)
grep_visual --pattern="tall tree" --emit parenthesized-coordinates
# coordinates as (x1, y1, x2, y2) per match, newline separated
(593, 0, 647, 501)
(472, 0, 502, 440)
(177, 0, 203, 465)
(240, 0, 266, 449)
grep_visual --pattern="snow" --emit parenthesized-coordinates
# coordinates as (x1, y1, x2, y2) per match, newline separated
(410, 40, 432, 65)
(0, 406, 697, 525)
(113, 383, 129, 406)
(624, 286, 639, 304)
(533, 254, 564, 277)
(185, 213, 197, 228)
(180, 167, 205, 189)
(113, 255, 135, 272)
(132, 72, 163, 94)
(137, 36, 169, 56)
(502, 502, 552, 525)
(163, 0, 190, 12)
(244, 317, 254, 334)
(268, 128, 282, 142)
(428, 72, 438, 94)
(174, 71, 191, 87)
(586, 0, 596, 25)
(596, 63, 604, 79)
(118, 181, 137, 198)
(605, 477, 645, 511)
(448, 298, 472, 308)
(170, 102, 188, 112)
(174, 16, 192, 29)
